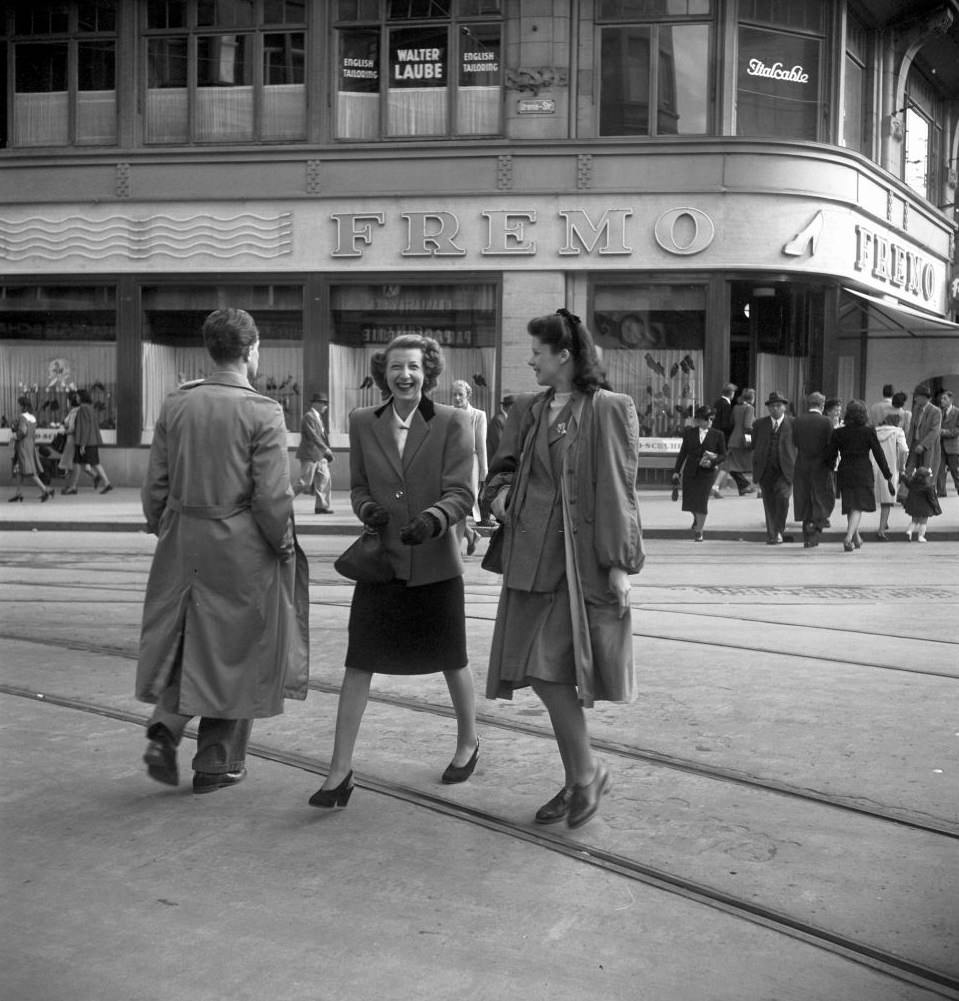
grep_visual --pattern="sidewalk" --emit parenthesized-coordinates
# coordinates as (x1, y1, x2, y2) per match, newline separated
(2, 484, 957, 540)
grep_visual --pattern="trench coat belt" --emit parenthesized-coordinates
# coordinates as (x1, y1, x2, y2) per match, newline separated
(165, 496, 252, 520)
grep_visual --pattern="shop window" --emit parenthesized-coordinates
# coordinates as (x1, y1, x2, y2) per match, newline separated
(0, 285, 118, 437)
(736, 0, 824, 141)
(597, 3, 712, 138)
(144, 0, 305, 143)
(329, 282, 497, 437)
(592, 283, 705, 437)
(334, 1, 502, 140)
(141, 284, 303, 437)
(5, 1, 117, 148)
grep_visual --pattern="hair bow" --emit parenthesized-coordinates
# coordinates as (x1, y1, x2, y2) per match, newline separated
(556, 307, 582, 328)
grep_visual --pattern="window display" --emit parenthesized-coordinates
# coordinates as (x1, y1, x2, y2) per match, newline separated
(329, 282, 497, 435)
(592, 283, 705, 437)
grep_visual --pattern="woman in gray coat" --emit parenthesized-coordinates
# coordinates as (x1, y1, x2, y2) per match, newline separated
(484, 310, 644, 829)
(136, 309, 309, 793)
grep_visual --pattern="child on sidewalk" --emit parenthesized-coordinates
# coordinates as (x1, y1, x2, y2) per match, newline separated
(902, 466, 941, 542)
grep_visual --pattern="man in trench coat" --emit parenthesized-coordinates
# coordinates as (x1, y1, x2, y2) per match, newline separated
(906, 384, 942, 479)
(136, 308, 309, 793)
(791, 391, 835, 547)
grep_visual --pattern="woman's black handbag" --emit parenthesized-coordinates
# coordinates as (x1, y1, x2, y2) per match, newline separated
(481, 525, 505, 574)
(334, 527, 395, 584)
(50, 432, 68, 454)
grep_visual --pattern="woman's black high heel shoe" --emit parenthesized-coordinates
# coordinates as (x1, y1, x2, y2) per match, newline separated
(8, 494, 23, 502)
(308, 771, 354, 808)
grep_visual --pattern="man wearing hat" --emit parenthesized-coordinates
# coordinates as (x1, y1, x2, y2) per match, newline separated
(752, 391, 798, 544)
(294, 391, 334, 513)
(906, 384, 941, 480)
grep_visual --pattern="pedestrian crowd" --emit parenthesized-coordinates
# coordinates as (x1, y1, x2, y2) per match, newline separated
(671, 379, 952, 547)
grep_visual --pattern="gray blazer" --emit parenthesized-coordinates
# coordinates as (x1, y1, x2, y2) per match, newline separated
(349, 396, 474, 586)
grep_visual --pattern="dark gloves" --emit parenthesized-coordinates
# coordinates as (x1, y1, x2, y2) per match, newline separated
(399, 512, 440, 546)
(887, 478, 896, 497)
(360, 502, 390, 528)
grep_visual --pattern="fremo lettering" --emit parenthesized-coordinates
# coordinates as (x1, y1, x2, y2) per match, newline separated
(746, 59, 809, 84)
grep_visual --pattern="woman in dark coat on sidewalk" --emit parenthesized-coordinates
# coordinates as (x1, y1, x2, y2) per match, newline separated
(672, 405, 726, 541)
(825, 400, 894, 551)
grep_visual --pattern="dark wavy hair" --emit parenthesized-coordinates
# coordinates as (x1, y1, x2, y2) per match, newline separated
(844, 399, 868, 427)
(527, 309, 606, 394)
(370, 333, 444, 395)
(202, 308, 259, 365)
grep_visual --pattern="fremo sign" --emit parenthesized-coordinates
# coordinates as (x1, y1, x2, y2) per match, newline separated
(329, 207, 716, 259)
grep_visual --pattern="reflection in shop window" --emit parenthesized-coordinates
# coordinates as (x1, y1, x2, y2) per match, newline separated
(140, 285, 303, 438)
(592, 284, 705, 437)
(329, 283, 497, 437)
(0, 286, 118, 436)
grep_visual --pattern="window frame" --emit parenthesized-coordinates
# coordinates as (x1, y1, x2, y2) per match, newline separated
(332, 1, 504, 142)
(5, 1, 118, 149)
(141, 0, 308, 145)
(594, 2, 715, 139)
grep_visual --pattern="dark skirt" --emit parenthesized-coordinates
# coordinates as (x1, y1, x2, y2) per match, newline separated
(681, 468, 716, 515)
(839, 485, 877, 514)
(346, 576, 467, 675)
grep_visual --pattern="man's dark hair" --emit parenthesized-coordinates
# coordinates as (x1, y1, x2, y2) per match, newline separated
(203, 308, 259, 365)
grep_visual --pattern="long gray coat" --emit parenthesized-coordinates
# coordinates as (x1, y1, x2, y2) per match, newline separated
(907, 400, 942, 475)
(136, 371, 309, 718)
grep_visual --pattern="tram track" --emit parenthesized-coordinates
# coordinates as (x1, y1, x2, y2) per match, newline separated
(2, 681, 957, 1001)
(1, 630, 955, 841)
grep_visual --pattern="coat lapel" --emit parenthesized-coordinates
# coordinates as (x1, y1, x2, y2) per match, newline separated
(371, 401, 404, 480)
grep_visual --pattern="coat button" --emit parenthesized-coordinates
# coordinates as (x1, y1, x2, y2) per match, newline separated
(394, 490, 404, 499)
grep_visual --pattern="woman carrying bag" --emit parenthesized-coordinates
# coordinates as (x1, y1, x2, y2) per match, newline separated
(483, 309, 644, 830)
(310, 333, 479, 808)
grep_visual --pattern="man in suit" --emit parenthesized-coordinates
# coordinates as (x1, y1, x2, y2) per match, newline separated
(791, 391, 835, 547)
(752, 391, 798, 544)
(294, 392, 334, 513)
(936, 390, 959, 496)
(906, 384, 942, 480)
(867, 383, 895, 427)
(480, 395, 513, 524)
(712, 382, 750, 495)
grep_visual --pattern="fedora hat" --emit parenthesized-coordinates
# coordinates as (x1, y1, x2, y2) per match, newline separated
(913, 383, 932, 398)
(310, 392, 328, 403)
(765, 391, 789, 405)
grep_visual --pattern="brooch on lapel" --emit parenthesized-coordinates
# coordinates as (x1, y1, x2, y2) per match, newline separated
(555, 422, 568, 436)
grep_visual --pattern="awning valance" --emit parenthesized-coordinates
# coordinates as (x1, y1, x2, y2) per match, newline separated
(840, 288, 959, 338)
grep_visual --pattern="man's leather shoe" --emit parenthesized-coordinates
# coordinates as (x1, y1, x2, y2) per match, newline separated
(143, 732, 179, 787)
(193, 767, 247, 794)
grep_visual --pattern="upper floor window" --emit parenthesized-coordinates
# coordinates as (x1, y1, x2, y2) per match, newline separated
(902, 70, 942, 203)
(4, 1, 117, 148)
(841, 14, 869, 155)
(334, 0, 503, 140)
(736, 0, 825, 141)
(144, 0, 306, 143)
(597, 0, 713, 138)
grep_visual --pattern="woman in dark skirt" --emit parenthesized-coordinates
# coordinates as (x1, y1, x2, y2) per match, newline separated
(309, 333, 478, 808)
(826, 399, 895, 552)
(672, 405, 727, 541)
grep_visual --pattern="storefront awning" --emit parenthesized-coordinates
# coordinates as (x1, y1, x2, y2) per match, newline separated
(840, 287, 959, 338)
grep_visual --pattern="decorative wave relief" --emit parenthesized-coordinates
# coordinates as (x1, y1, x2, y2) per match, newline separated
(0, 212, 293, 261)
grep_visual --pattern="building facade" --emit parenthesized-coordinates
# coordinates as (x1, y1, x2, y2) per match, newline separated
(2, 0, 958, 483)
